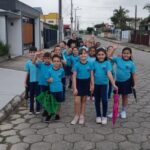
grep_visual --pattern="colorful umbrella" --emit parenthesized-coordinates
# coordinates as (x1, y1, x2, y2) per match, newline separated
(112, 89, 119, 125)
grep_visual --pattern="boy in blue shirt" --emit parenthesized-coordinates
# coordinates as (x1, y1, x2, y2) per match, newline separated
(46, 55, 65, 122)
(33, 52, 52, 117)
(25, 46, 40, 114)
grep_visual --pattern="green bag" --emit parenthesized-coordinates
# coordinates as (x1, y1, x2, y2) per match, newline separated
(37, 91, 60, 114)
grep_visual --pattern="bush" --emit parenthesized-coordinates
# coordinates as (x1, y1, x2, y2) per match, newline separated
(0, 41, 9, 56)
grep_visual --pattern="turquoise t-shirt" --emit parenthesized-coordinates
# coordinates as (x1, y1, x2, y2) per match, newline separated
(36, 61, 52, 86)
(47, 67, 65, 92)
(67, 55, 79, 68)
(73, 61, 93, 79)
(93, 60, 112, 85)
(25, 60, 38, 82)
(112, 57, 136, 82)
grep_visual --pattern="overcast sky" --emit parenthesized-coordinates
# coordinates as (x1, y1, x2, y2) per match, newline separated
(19, 0, 149, 29)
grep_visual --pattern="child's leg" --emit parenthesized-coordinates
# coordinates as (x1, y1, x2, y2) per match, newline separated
(94, 85, 101, 117)
(80, 96, 87, 116)
(101, 85, 108, 117)
(74, 96, 81, 116)
(35, 83, 41, 112)
(122, 95, 128, 111)
(29, 82, 35, 112)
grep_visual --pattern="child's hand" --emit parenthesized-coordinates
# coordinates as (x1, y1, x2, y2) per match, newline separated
(113, 44, 119, 50)
(73, 89, 78, 96)
(47, 78, 53, 83)
(113, 85, 118, 91)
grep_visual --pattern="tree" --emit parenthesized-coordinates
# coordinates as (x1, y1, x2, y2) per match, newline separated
(111, 6, 129, 30)
(87, 27, 94, 34)
(143, 3, 150, 13)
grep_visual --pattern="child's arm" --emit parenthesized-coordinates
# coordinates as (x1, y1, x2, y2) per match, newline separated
(73, 71, 78, 96)
(32, 52, 41, 64)
(90, 71, 94, 94)
(132, 73, 137, 88)
(24, 72, 29, 87)
(107, 71, 118, 90)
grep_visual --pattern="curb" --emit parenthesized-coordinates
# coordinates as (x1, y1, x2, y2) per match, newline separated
(0, 92, 24, 123)
(99, 37, 150, 53)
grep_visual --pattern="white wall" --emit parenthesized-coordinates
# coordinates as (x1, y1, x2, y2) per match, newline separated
(7, 18, 22, 57)
(122, 30, 131, 42)
(0, 16, 7, 44)
(35, 18, 40, 49)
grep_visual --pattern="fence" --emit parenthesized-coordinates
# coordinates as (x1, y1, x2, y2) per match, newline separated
(131, 30, 150, 46)
(43, 28, 57, 48)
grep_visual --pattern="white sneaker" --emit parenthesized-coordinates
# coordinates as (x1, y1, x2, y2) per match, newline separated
(79, 115, 85, 125)
(92, 97, 95, 101)
(87, 96, 90, 101)
(102, 117, 107, 125)
(107, 113, 113, 118)
(96, 117, 102, 124)
(35, 111, 40, 115)
(71, 115, 79, 125)
(107, 112, 120, 118)
(120, 111, 126, 119)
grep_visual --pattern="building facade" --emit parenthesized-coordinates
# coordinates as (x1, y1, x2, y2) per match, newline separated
(0, 0, 41, 57)
(41, 13, 59, 25)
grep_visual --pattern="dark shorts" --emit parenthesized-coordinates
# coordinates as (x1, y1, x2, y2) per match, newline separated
(51, 92, 64, 103)
(116, 78, 132, 95)
(76, 78, 90, 96)
(64, 66, 72, 76)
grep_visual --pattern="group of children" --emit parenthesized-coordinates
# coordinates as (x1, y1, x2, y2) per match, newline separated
(25, 35, 136, 125)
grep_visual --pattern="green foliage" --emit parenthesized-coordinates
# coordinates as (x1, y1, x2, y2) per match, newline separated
(143, 3, 150, 13)
(49, 24, 58, 30)
(111, 6, 129, 30)
(0, 41, 9, 56)
(87, 27, 94, 34)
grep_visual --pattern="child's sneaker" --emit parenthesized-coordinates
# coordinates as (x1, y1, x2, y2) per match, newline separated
(71, 115, 79, 125)
(120, 111, 126, 119)
(79, 115, 85, 125)
(107, 113, 113, 118)
(55, 114, 60, 121)
(44, 115, 52, 123)
(35, 111, 40, 115)
(42, 110, 48, 117)
(92, 96, 95, 101)
(87, 96, 90, 101)
(102, 117, 107, 125)
(107, 112, 119, 118)
(96, 117, 102, 124)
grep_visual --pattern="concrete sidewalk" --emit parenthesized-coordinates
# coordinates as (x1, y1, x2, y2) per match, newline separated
(99, 37, 150, 53)
(0, 67, 26, 122)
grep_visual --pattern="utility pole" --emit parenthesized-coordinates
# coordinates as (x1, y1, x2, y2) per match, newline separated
(135, 5, 137, 31)
(135, 5, 137, 43)
(58, 0, 62, 42)
(74, 9, 77, 32)
(70, 0, 73, 36)
(74, 7, 81, 33)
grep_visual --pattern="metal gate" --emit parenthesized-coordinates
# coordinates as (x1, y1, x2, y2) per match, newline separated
(44, 28, 57, 48)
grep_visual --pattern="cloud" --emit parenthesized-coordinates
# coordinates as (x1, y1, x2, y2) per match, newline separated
(19, 0, 150, 29)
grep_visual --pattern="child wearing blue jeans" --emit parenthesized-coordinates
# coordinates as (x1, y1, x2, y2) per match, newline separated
(92, 48, 117, 125)
(25, 46, 41, 114)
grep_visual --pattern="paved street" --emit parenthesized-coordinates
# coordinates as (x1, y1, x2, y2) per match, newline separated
(0, 39, 150, 150)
